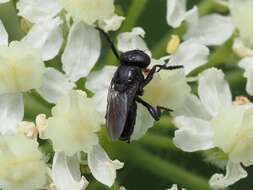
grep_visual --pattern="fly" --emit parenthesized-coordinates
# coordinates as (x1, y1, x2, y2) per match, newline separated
(96, 28, 183, 142)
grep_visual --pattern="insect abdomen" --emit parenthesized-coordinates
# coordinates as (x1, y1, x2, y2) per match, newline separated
(119, 102, 137, 141)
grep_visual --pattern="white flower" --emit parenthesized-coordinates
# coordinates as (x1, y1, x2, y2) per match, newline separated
(44, 90, 103, 156)
(166, 0, 235, 46)
(57, 0, 114, 25)
(0, 23, 47, 134)
(173, 68, 253, 189)
(166, 184, 186, 190)
(36, 22, 101, 104)
(17, 0, 124, 33)
(0, 41, 45, 94)
(0, 134, 47, 190)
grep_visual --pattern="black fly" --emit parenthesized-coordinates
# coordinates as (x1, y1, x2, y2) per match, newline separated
(97, 28, 183, 142)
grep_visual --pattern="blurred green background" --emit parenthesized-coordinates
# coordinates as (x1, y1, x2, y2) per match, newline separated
(0, 0, 251, 190)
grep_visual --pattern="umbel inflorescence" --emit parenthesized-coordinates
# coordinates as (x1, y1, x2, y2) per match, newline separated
(0, 0, 252, 190)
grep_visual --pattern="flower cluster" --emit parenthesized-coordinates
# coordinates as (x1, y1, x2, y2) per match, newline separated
(0, 0, 252, 189)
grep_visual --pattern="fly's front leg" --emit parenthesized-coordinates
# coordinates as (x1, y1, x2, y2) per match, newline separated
(95, 27, 120, 60)
(136, 97, 173, 121)
(142, 64, 183, 87)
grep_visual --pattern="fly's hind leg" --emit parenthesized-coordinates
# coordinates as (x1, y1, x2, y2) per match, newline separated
(136, 97, 173, 121)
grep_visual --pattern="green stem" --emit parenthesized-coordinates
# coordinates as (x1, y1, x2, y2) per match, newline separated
(23, 94, 51, 120)
(112, 144, 213, 190)
(104, 0, 148, 65)
(138, 133, 177, 151)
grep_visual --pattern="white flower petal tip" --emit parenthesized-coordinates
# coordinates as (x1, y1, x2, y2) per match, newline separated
(184, 14, 235, 46)
(233, 38, 253, 58)
(173, 116, 214, 152)
(98, 15, 125, 32)
(119, 186, 127, 190)
(86, 66, 117, 115)
(16, 0, 62, 24)
(62, 22, 101, 82)
(37, 68, 75, 104)
(52, 152, 89, 190)
(166, 0, 197, 28)
(0, 41, 46, 94)
(0, 134, 47, 190)
(23, 17, 63, 61)
(0, 20, 8, 46)
(209, 161, 247, 190)
(88, 144, 124, 187)
(117, 27, 151, 55)
(0, 93, 24, 134)
(130, 104, 154, 141)
(166, 184, 186, 190)
(198, 68, 232, 117)
(170, 40, 209, 75)
(44, 90, 103, 156)
(57, 0, 114, 25)
(239, 57, 253, 96)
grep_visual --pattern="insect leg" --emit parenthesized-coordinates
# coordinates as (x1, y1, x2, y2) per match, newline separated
(95, 27, 120, 60)
(136, 97, 173, 121)
(142, 64, 183, 87)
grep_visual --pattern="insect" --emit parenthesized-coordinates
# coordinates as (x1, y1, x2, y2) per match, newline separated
(97, 28, 183, 142)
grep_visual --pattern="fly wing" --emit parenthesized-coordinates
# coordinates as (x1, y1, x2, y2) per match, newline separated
(106, 84, 139, 141)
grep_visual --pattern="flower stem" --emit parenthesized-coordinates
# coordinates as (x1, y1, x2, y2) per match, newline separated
(112, 144, 213, 190)
(138, 133, 177, 151)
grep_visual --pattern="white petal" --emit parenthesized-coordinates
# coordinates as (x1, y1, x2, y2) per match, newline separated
(166, 0, 197, 28)
(88, 144, 124, 187)
(0, 20, 8, 46)
(184, 14, 235, 46)
(17, 0, 62, 24)
(0, 0, 9, 3)
(239, 57, 253, 96)
(173, 94, 212, 120)
(117, 27, 151, 56)
(37, 68, 75, 104)
(23, 17, 63, 61)
(198, 68, 232, 117)
(173, 116, 214, 152)
(169, 40, 209, 75)
(86, 66, 116, 115)
(98, 15, 125, 32)
(62, 22, 101, 82)
(131, 104, 155, 141)
(209, 161, 247, 190)
(52, 152, 89, 190)
(233, 37, 253, 58)
(0, 93, 24, 134)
